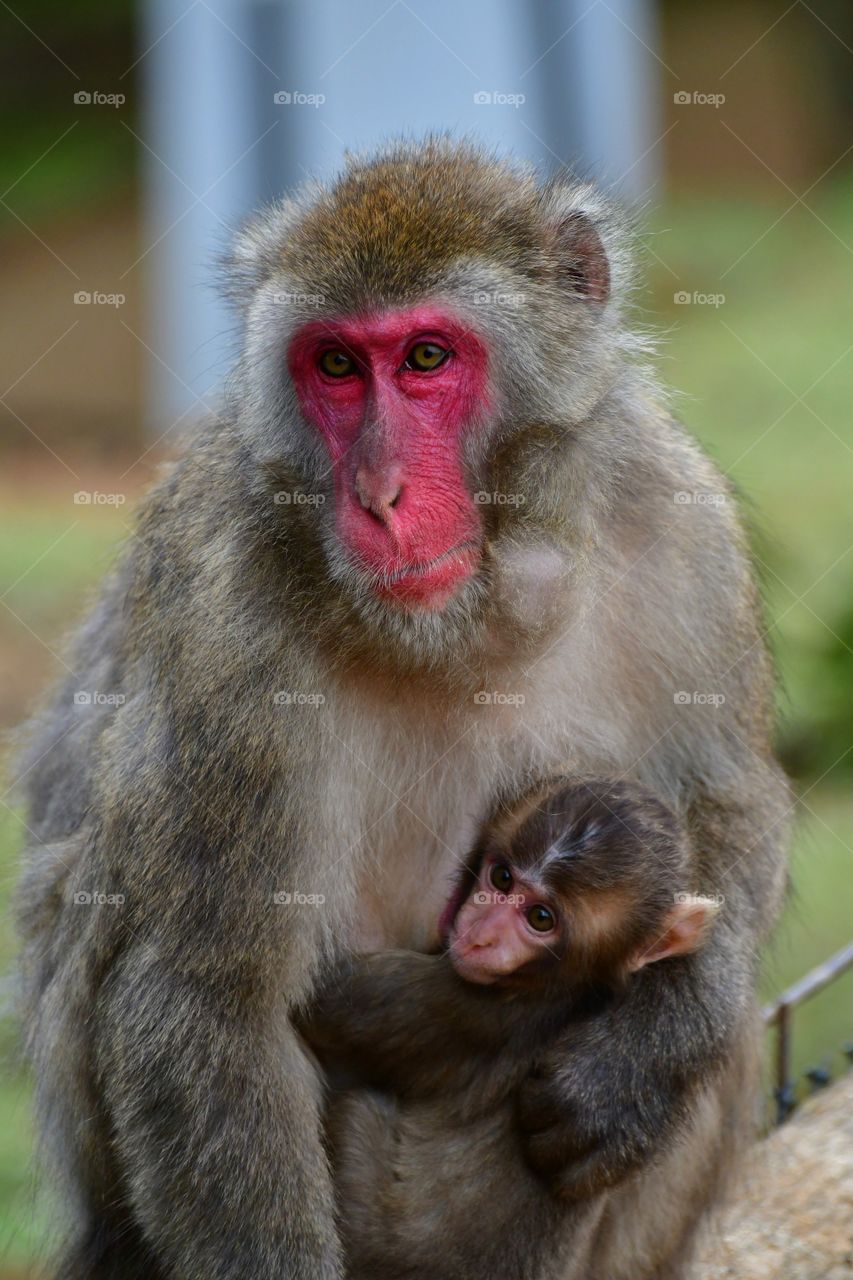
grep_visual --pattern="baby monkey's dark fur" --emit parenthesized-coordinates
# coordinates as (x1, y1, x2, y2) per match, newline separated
(304, 779, 712, 1280)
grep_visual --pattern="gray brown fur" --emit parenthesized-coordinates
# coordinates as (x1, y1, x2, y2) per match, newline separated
(15, 137, 789, 1279)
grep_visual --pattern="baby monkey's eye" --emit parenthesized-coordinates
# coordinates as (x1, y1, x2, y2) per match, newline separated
(489, 864, 513, 893)
(319, 350, 357, 378)
(526, 904, 556, 933)
(403, 342, 450, 372)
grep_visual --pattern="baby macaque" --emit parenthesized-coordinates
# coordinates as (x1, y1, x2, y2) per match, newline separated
(303, 779, 719, 1280)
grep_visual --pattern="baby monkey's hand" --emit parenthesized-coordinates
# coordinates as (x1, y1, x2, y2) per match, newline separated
(517, 1007, 692, 1199)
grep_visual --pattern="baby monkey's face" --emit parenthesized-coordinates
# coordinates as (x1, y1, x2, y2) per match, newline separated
(443, 779, 718, 990)
(446, 856, 563, 986)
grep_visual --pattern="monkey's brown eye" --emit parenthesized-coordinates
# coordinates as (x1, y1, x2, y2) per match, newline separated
(527, 904, 556, 933)
(489, 864, 513, 893)
(319, 350, 356, 378)
(404, 342, 450, 372)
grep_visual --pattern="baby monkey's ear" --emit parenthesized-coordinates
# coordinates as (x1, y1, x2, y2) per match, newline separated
(627, 896, 721, 972)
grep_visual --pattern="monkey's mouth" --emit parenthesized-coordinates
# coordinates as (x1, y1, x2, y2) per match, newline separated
(446, 935, 502, 986)
(374, 541, 481, 609)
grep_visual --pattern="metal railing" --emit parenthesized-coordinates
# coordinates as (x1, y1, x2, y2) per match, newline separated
(763, 940, 853, 1124)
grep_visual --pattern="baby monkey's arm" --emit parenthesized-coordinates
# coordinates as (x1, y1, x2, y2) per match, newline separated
(301, 951, 519, 1098)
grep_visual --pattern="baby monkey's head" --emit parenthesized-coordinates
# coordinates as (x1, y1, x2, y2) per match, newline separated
(443, 779, 718, 990)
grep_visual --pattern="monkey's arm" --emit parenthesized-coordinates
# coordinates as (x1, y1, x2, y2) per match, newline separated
(96, 943, 344, 1280)
(303, 951, 513, 1097)
(518, 776, 789, 1200)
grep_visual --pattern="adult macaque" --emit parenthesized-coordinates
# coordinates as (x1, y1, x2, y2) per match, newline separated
(16, 139, 789, 1279)
(304, 778, 719, 1280)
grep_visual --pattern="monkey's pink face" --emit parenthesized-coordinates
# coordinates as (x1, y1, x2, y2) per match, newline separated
(446, 859, 562, 985)
(287, 306, 489, 609)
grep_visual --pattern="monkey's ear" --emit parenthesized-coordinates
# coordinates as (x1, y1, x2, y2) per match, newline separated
(538, 185, 611, 303)
(628, 898, 720, 971)
(221, 198, 303, 306)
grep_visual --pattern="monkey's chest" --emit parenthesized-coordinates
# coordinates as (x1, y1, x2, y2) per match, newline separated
(334, 702, 558, 952)
(347, 746, 490, 952)
(327, 624, 647, 952)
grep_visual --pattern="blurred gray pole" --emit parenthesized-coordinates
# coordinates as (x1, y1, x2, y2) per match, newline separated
(141, 0, 260, 430)
(530, 0, 663, 198)
(567, 0, 663, 197)
(141, 0, 661, 430)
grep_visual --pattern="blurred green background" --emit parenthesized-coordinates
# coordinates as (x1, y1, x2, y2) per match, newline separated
(1, 1, 852, 1274)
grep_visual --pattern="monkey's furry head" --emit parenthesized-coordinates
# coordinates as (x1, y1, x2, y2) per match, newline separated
(228, 135, 633, 312)
(225, 136, 640, 422)
(221, 137, 652, 667)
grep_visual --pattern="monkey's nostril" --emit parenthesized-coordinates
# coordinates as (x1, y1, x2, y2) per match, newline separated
(364, 496, 400, 527)
(354, 467, 403, 521)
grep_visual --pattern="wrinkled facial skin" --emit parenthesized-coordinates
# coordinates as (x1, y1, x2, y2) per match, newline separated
(288, 306, 490, 610)
(446, 858, 562, 986)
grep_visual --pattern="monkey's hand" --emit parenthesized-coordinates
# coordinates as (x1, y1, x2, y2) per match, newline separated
(517, 951, 736, 1200)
